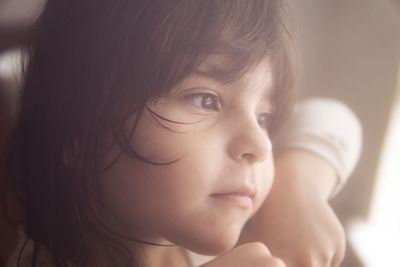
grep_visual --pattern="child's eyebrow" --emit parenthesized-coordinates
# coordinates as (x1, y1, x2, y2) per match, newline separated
(190, 65, 275, 100)
(191, 65, 233, 84)
(189, 54, 242, 84)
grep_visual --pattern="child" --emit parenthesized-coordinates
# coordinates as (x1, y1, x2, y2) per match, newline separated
(7, 0, 294, 266)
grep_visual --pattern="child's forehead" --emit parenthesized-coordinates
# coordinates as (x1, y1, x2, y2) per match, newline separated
(196, 54, 234, 72)
(195, 54, 271, 78)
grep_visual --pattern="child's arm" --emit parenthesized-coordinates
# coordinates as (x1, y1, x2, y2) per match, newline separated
(244, 98, 363, 267)
(246, 150, 345, 267)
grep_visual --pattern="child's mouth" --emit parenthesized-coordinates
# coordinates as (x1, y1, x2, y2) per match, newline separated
(210, 187, 255, 209)
(210, 193, 253, 209)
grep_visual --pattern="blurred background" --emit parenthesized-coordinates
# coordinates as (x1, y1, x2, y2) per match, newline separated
(288, 1, 400, 266)
(0, 0, 399, 266)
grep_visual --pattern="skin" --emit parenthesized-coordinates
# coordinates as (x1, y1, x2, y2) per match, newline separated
(201, 242, 286, 267)
(244, 149, 346, 267)
(98, 57, 281, 266)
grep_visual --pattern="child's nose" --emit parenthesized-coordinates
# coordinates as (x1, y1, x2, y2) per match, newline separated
(226, 115, 272, 165)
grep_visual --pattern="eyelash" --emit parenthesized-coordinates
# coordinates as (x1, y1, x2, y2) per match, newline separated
(183, 92, 221, 111)
(257, 113, 273, 132)
(183, 92, 273, 131)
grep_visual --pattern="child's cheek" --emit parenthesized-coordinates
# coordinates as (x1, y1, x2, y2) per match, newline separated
(127, 108, 221, 166)
(252, 157, 275, 215)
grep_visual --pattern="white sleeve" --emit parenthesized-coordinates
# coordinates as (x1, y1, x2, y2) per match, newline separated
(273, 97, 363, 197)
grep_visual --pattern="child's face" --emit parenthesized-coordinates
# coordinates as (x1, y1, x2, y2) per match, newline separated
(100, 56, 275, 255)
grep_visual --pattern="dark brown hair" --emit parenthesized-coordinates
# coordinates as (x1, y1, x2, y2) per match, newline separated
(10, 0, 295, 266)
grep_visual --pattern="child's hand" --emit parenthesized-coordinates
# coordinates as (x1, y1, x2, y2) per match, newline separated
(199, 242, 286, 267)
(244, 150, 346, 267)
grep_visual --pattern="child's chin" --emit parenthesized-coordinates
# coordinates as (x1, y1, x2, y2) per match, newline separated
(188, 235, 239, 256)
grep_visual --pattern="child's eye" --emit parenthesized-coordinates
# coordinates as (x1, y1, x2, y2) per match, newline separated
(257, 113, 273, 131)
(183, 93, 220, 111)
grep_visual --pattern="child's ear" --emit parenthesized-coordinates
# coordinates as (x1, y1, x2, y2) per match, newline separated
(63, 147, 74, 169)
(62, 140, 80, 169)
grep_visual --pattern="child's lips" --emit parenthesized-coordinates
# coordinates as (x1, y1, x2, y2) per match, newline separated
(210, 187, 255, 209)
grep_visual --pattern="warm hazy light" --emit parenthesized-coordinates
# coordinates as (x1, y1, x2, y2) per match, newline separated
(349, 65, 400, 267)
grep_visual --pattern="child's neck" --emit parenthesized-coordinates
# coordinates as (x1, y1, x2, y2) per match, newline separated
(141, 245, 191, 267)
(88, 239, 191, 267)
